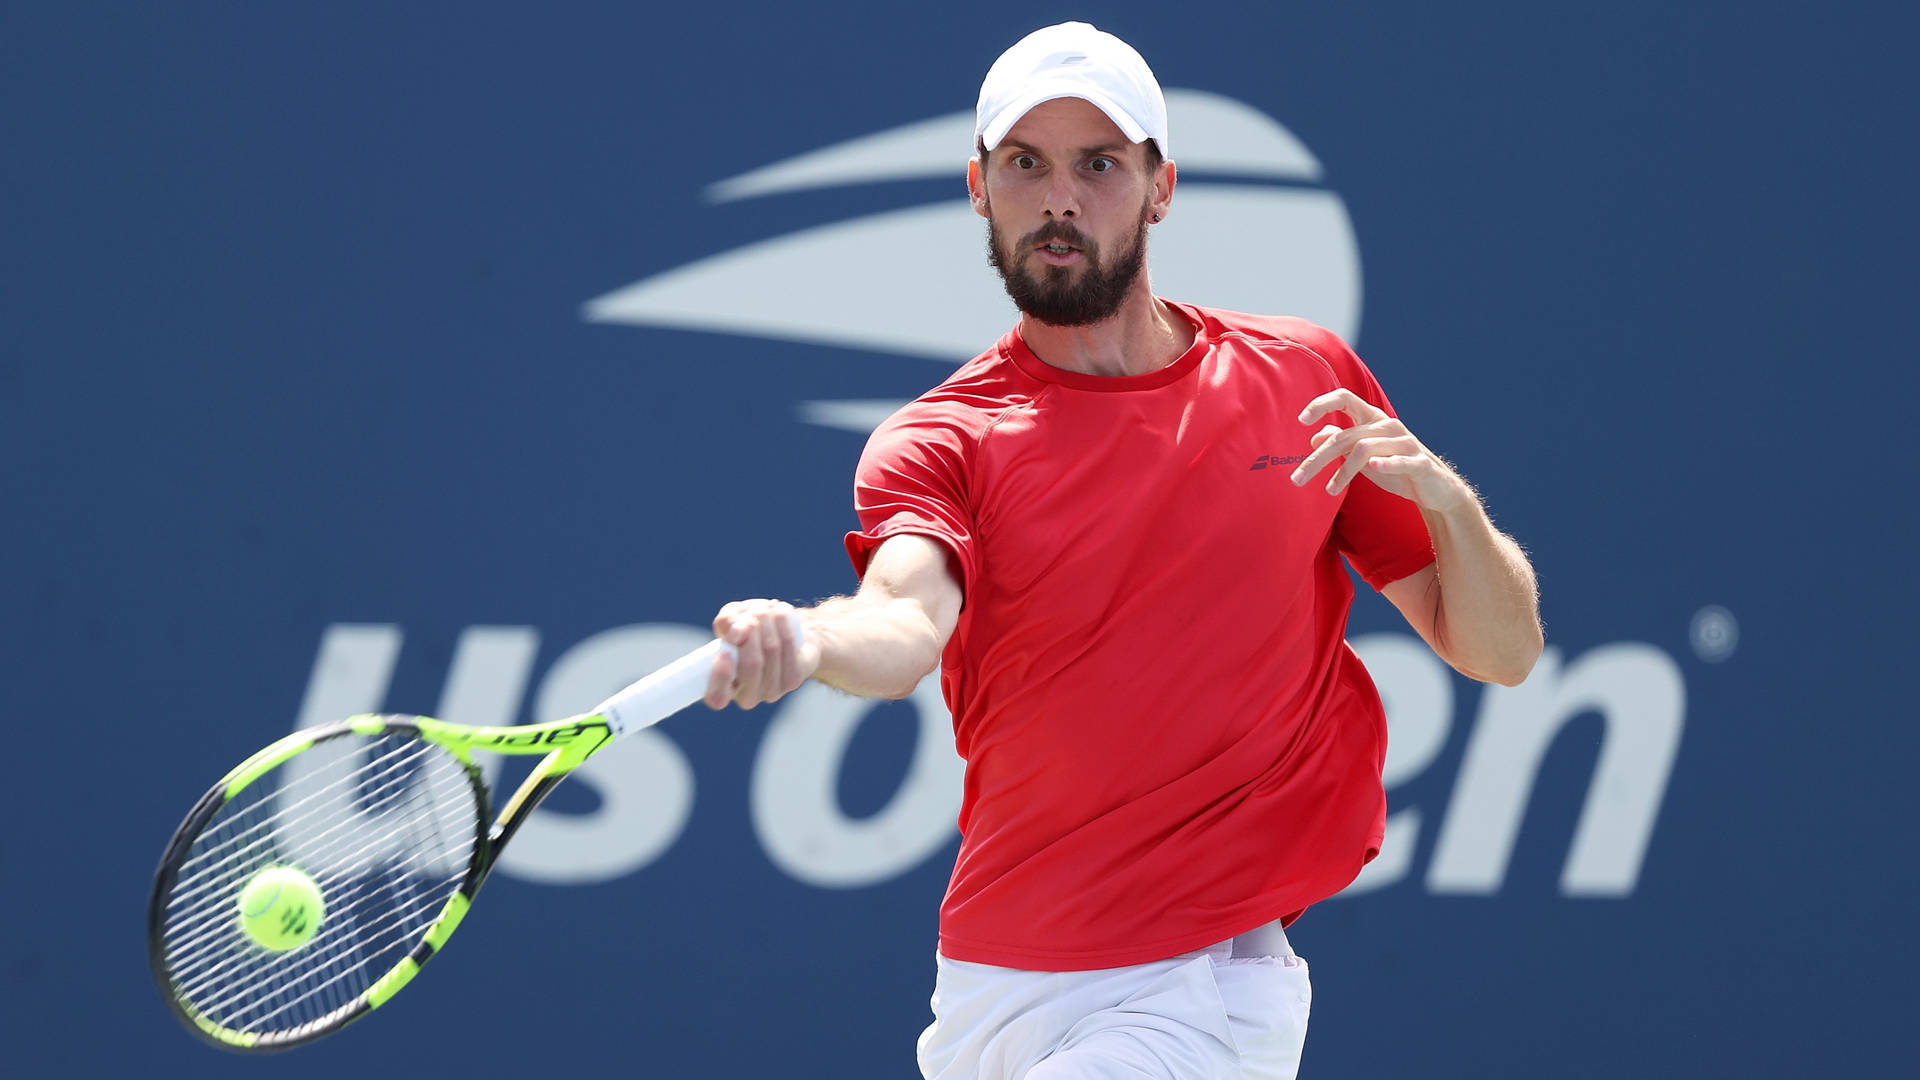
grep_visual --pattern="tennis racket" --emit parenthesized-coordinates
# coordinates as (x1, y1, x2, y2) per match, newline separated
(147, 634, 748, 1052)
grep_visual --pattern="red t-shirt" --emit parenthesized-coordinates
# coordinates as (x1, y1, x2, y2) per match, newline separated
(844, 301, 1435, 971)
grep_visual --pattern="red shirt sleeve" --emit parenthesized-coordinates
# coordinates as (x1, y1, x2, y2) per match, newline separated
(842, 401, 979, 595)
(1304, 328, 1437, 591)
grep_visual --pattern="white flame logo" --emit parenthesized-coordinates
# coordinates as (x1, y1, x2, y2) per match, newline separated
(583, 89, 1363, 432)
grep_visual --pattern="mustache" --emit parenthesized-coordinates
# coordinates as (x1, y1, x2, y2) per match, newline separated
(1021, 221, 1094, 250)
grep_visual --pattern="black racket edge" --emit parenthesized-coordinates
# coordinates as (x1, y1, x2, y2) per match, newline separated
(146, 715, 494, 1053)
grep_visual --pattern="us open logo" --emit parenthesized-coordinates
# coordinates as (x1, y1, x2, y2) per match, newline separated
(288, 94, 1687, 903)
(580, 89, 1364, 433)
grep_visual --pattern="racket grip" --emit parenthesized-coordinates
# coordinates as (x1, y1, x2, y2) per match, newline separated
(595, 639, 735, 738)
(594, 620, 807, 737)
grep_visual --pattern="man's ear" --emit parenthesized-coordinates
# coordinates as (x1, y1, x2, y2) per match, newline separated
(1147, 158, 1176, 225)
(968, 157, 991, 220)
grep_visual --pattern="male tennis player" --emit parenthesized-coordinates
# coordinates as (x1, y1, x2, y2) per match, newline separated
(703, 21, 1542, 1080)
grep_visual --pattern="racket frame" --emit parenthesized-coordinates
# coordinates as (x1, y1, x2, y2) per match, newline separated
(148, 710, 616, 1052)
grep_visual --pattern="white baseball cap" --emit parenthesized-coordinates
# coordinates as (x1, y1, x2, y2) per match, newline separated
(975, 22, 1170, 160)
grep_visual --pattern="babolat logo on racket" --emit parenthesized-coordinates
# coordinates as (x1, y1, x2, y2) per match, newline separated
(581, 89, 1364, 436)
(464, 720, 603, 748)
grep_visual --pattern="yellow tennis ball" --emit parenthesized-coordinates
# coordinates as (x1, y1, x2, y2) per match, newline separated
(236, 867, 326, 951)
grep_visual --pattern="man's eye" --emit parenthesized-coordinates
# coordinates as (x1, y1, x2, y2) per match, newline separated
(1088, 158, 1114, 173)
(1013, 155, 1038, 169)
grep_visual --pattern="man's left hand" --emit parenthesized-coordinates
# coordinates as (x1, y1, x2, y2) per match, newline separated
(1291, 388, 1471, 513)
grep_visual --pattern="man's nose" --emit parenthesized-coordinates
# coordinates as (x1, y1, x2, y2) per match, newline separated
(1040, 176, 1079, 219)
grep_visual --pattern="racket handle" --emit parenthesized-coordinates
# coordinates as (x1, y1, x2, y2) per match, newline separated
(595, 639, 734, 737)
(594, 620, 807, 737)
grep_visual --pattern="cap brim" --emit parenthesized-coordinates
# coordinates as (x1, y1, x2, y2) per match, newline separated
(979, 82, 1152, 153)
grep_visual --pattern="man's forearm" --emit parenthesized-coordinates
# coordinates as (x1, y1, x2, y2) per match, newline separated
(1422, 499, 1543, 686)
(710, 534, 961, 710)
(803, 593, 947, 700)
(1290, 386, 1542, 685)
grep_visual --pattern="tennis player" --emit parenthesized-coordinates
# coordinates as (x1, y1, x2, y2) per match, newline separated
(704, 21, 1543, 1080)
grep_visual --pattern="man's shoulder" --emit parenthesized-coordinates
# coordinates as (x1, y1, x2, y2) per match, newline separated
(1180, 302, 1373, 386)
(889, 341, 1039, 424)
(866, 339, 1040, 449)
(1185, 303, 1349, 356)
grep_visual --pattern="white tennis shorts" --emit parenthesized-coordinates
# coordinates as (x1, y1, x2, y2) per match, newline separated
(916, 920, 1312, 1080)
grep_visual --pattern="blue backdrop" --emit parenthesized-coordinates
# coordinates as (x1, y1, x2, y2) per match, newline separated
(5, 2, 1915, 1076)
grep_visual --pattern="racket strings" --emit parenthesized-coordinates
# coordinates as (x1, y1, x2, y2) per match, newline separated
(166, 744, 475, 1033)
(159, 734, 455, 945)
(167, 765, 476, 1005)
(165, 737, 435, 913)
(158, 732, 481, 1038)
(164, 768, 471, 981)
(220, 789, 474, 1031)
(181, 867, 449, 1025)
(165, 745, 472, 992)
(160, 738, 468, 950)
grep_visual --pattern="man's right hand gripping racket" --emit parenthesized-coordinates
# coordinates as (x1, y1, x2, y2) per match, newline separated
(147, 634, 760, 1051)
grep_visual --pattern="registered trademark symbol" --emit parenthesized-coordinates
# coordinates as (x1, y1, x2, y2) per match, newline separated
(1689, 606, 1739, 662)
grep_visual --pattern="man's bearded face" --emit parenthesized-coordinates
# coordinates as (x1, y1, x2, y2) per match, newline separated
(986, 206, 1149, 327)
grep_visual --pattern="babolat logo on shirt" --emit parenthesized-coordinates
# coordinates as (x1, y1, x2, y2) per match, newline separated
(1250, 454, 1307, 470)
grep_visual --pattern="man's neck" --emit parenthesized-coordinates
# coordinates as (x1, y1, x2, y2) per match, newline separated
(1019, 287, 1195, 378)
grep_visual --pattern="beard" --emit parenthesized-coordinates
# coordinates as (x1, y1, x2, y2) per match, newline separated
(986, 208, 1148, 327)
